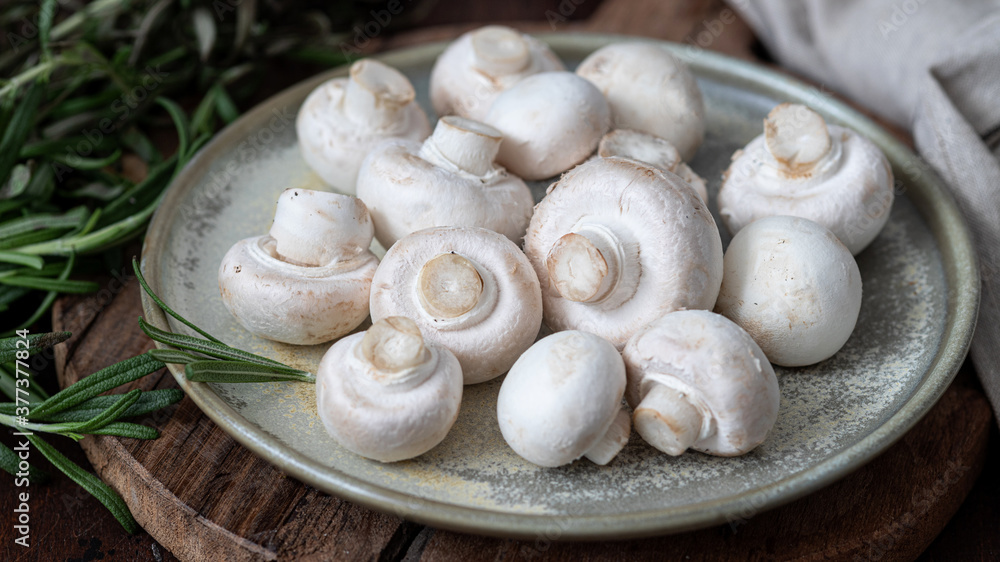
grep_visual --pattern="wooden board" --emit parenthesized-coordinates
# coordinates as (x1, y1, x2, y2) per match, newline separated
(23, 0, 995, 560)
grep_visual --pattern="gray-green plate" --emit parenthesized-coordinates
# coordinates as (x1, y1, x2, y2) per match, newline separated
(140, 33, 979, 540)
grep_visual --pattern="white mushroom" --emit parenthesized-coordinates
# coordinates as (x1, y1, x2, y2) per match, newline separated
(369, 226, 542, 384)
(576, 42, 705, 161)
(622, 310, 779, 457)
(316, 316, 463, 462)
(497, 331, 631, 467)
(356, 116, 534, 248)
(714, 215, 863, 367)
(597, 129, 708, 202)
(218, 188, 379, 345)
(718, 103, 895, 255)
(523, 157, 723, 349)
(429, 25, 564, 121)
(297, 59, 431, 193)
(483, 71, 610, 180)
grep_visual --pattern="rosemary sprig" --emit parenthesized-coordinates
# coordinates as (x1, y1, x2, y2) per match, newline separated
(133, 257, 315, 383)
(0, 0, 368, 332)
(0, 257, 315, 532)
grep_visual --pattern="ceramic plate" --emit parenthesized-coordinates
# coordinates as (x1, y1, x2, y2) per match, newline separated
(139, 34, 979, 539)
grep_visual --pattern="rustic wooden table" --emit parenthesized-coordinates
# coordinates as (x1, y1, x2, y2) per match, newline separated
(2, 1, 998, 560)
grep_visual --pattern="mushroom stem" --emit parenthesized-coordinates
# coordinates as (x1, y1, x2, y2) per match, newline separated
(633, 384, 704, 456)
(545, 225, 624, 303)
(360, 317, 428, 378)
(471, 26, 530, 75)
(418, 116, 502, 177)
(344, 59, 416, 130)
(417, 253, 485, 319)
(763, 103, 832, 174)
(598, 129, 681, 174)
(269, 189, 366, 267)
(583, 408, 631, 465)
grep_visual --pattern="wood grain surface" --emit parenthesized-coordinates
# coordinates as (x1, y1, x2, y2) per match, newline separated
(2, 0, 997, 560)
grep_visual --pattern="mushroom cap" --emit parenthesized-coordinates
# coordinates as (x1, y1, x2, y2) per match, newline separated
(218, 235, 378, 345)
(297, 59, 431, 193)
(622, 310, 779, 456)
(356, 119, 534, 248)
(429, 25, 564, 121)
(316, 319, 463, 462)
(369, 226, 543, 384)
(718, 104, 895, 255)
(483, 71, 611, 180)
(523, 157, 723, 349)
(576, 42, 705, 161)
(597, 129, 708, 202)
(497, 331, 627, 467)
(715, 215, 863, 367)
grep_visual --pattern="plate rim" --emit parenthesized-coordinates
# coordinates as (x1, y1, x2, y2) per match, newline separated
(139, 32, 981, 540)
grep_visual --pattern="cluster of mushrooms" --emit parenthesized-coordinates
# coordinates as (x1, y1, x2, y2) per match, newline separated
(217, 26, 895, 466)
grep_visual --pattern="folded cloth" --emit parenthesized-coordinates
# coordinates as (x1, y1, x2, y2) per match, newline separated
(727, 0, 1000, 421)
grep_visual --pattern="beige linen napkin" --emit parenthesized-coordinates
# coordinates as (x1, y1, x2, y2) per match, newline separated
(727, 0, 1000, 419)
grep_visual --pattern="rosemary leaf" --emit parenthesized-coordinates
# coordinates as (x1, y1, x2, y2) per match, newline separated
(0, 363, 50, 404)
(155, 98, 191, 164)
(147, 348, 201, 364)
(26, 434, 139, 534)
(0, 331, 71, 364)
(0, 251, 43, 269)
(0, 79, 44, 187)
(139, 318, 308, 376)
(0, 388, 184, 422)
(0, 206, 89, 240)
(49, 148, 122, 171)
(90, 421, 159, 439)
(185, 360, 316, 383)
(0, 276, 99, 294)
(214, 84, 240, 124)
(11, 253, 78, 330)
(0, 441, 48, 484)
(31, 354, 165, 418)
(65, 389, 141, 433)
(133, 257, 222, 343)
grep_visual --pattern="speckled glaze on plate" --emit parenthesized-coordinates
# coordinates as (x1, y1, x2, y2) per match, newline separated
(139, 34, 979, 540)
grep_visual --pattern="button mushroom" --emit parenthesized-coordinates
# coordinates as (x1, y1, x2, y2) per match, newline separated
(523, 157, 723, 349)
(369, 226, 543, 384)
(296, 59, 431, 193)
(497, 330, 631, 467)
(715, 215, 863, 367)
(429, 25, 564, 121)
(718, 103, 895, 255)
(218, 188, 379, 345)
(483, 71, 611, 180)
(622, 310, 779, 457)
(316, 316, 463, 462)
(597, 129, 708, 203)
(576, 42, 706, 161)
(356, 116, 534, 249)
